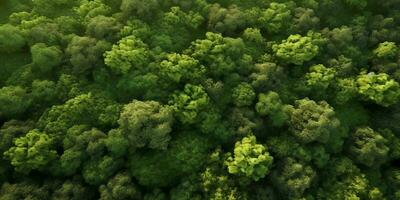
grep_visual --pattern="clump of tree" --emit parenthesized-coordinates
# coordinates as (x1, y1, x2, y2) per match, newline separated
(0, 0, 400, 199)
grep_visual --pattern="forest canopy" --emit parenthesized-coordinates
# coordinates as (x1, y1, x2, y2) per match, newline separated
(1, 0, 400, 199)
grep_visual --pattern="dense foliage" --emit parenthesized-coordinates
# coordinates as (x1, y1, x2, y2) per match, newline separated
(0, 0, 400, 199)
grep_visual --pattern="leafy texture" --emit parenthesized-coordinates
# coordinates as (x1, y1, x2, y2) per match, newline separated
(1, 1, 400, 199)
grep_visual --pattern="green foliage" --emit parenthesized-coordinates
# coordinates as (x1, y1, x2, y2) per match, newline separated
(0, 24, 26, 53)
(200, 148, 246, 200)
(1, 0, 400, 199)
(117, 100, 174, 150)
(207, 4, 246, 34)
(158, 53, 206, 84)
(271, 158, 315, 199)
(373, 41, 398, 59)
(344, 0, 368, 9)
(82, 155, 122, 185)
(169, 84, 210, 124)
(289, 98, 340, 144)
(120, 0, 160, 19)
(232, 83, 256, 107)
(129, 133, 210, 187)
(104, 36, 150, 74)
(52, 178, 94, 200)
(4, 129, 57, 173)
(316, 157, 368, 199)
(255, 91, 290, 126)
(66, 36, 111, 74)
(187, 32, 250, 77)
(0, 180, 53, 200)
(37, 93, 119, 136)
(256, 2, 292, 34)
(75, 0, 112, 22)
(85, 15, 121, 40)
(249, 62, 286, 91)
(305, 64, 336, 90)
(32, 0, 80, 17)
(0, 86, 30, 119)
(348, 127, 389, 167)
(31, 43, 62, 73)
(59, 126, 107, 176)
(272, 34, 319, 65)
(99, 171, 142, 200)
(356, 71, 400, 107)
(31, 80, 58, 105)
(225, 135, 273, 181)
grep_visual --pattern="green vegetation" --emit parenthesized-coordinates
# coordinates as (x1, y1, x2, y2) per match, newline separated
(0, 0, 400, 199)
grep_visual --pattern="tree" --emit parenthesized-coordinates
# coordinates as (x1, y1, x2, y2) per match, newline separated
(344, 0, 368, 9)
(0, 120, 33, 154)
(31, 43, 63, 73)
(4, 129, 57, 173)
(207, 4, 247, 34)
(59, 126, 107, 176)
(232, 83, 256, 107)
(0, 179, 53, 200)
(52, 178, 94, 200)
(348, 127, 389, 167)
(373, 41, 398, 59)
(82, 155, 122, 185)
(37, 93, 119, 136)
(99, 171, 142, 200)
(85, 15, 122, 41)
(31, 80, 58, 105)
(169, 84, 210, 124)
(66, 36, 111, 75)
(74, 0, 112, 22)
(289, 98, 341, 144)
(380, 129, 400, 161)
(256, 2, 292, 34)
(356, 71, 400, 107)
(292, 7, 319, 33)
(200, 148, 246, 199)
(104, 36, 150, 74)
(305, 64, 336, 90)
(334, 78, 358, 104)
(316, 157, 374, 200)
(270, 158, 315, 199)
(249, 62, 286, 92)
(0, 24, 26, 53)
(272, 34, 319, 65)
(117, 100, 174, 150)
(158, 53, 206, 84)
(152, 6, 204, 52)
(0, 86, 30, 119)
(32, 0, 80, 17)
(129, 133, 210, 187)
(120, 0, 160, 20)
(1, 0, 400, 199)
(255, 91, 290, 127)
(169, 176, 202, 200)
(243, 28, 263, 43)
(187, 32, 251, 78)
(225, 135, 273, 181)
(0, 120, 33, 181)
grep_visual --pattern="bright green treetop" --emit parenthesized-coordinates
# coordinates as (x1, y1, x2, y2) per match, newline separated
(272, 34, 319, 65)
(356, 71, 400, 107)
(104, 36, 150, 74)
(169, 84, 210, 124)
(373, 41, 398, 59)
(225, 135, 273, 181)
(4, 129, 57, 173)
